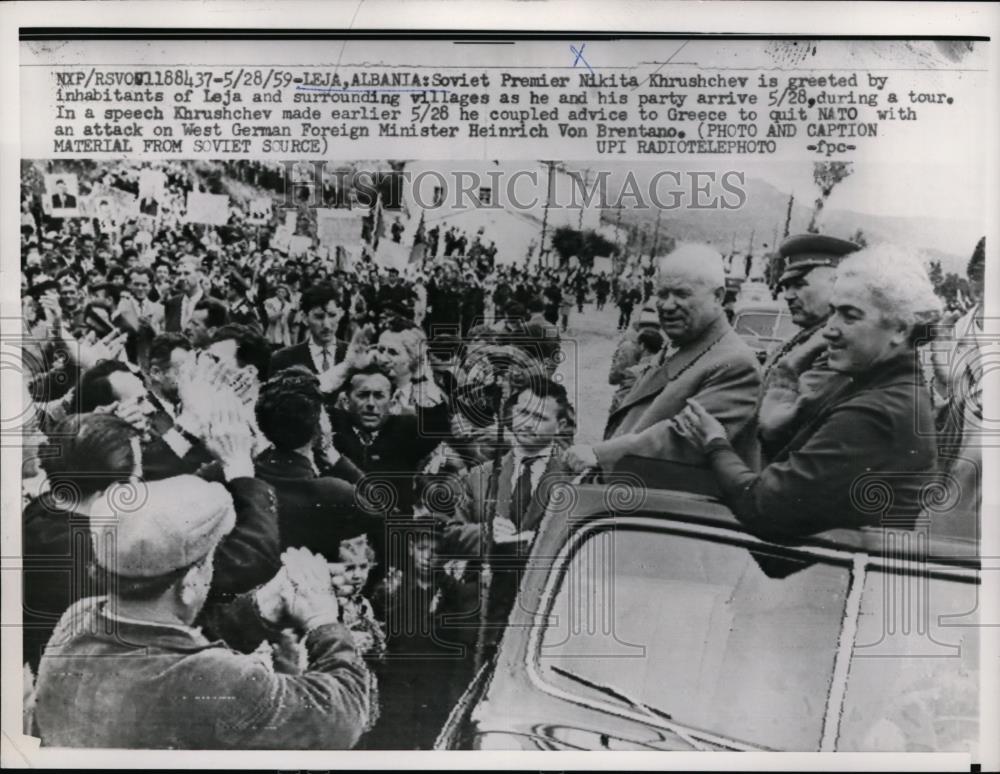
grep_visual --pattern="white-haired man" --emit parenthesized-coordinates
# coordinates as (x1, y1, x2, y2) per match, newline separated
(672, 245, 941, 539)
(565, 243, 761, 473)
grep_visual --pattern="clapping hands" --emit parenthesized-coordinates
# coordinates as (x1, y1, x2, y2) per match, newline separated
(73, 330, 130, 370)
(253, 548, 341, 633)
(176, 353, 263, 469)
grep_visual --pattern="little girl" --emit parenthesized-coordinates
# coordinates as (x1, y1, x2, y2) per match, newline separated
(334, 534, 387, 660)
(334, 534, 387, 739)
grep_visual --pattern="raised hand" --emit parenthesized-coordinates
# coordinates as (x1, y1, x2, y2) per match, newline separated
(493, 516, 534, 545)
(114, 394, 153, 434)
(202, 403, 255, 478)
(38, 293, 62, 327)
(784, 328, 829, 375)
(74, 330, 130, 370)
(346, 323, 376, 366)
(280, 548, 340, 632)
(563, 444, 599, 474)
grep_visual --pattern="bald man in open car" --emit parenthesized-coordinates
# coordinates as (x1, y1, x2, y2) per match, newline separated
(565, 243, 762, 474)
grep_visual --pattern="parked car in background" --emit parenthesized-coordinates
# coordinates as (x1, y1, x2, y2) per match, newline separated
(732, 301, 797, 363)
(437, 459, 980, 753)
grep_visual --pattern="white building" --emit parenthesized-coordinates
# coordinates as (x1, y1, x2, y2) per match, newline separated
(400, 161, 602, 265)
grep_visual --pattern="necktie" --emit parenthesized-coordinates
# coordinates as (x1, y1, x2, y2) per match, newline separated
(321, 347, 331, 371)
(510, 456, 538, 531)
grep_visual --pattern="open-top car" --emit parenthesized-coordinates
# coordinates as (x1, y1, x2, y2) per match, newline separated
(436, 458, 980, 753)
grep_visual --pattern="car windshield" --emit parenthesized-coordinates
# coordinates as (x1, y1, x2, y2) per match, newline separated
(537, 524, 852, 750)
(733, 311, 779, 339)
(773, 310, 797, 341)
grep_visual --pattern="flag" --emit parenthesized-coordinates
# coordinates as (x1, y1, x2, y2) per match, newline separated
(409, 211, 427, 264)
(370, 191, 385, 252)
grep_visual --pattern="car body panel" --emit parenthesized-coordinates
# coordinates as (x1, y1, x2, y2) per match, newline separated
(436, 470, 980, 751)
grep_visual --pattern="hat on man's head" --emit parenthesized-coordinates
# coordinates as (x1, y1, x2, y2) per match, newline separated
(89, 475, 236, 579)
(778, 233, 860, 284)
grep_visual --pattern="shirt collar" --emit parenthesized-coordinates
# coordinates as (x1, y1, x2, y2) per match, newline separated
(513, 443, 554, 466)
(182, 287, 203, 307)
(353, 424, 380, 445)
(308, 337, 335, 362)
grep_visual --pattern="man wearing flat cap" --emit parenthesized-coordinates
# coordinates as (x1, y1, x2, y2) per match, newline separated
(33, 475, 371, 749)
(756, 233, 859, 461)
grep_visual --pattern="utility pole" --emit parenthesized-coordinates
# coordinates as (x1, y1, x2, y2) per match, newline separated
(649, 208, 662, 261)
(783, 192, 794, 239)
(539, 160, 555, 268)
(576, 166, 592, 231)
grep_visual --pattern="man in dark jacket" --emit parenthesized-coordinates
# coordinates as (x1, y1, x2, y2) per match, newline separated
(254, 366, 371, 559)
(271, 284, 348, 375)
(756, 233, 860, 462)
(331, 361, 450, 516)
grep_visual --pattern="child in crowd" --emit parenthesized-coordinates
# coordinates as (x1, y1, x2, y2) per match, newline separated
(366, 520, 479, 749)
(334, 534, 387, 660)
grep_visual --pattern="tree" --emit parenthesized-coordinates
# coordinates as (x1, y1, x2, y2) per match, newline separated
(936, 272, 970, 309)
(550, 226, 620, 268)
(808, 162, 854, 233)
(928, 259, 944, 289)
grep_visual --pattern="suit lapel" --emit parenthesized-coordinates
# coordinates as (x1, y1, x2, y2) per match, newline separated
(609, 317, 730, 424)
(300, 342, 319, 373)
(496, 452, 514, 524)
(522, 454, 566, 533)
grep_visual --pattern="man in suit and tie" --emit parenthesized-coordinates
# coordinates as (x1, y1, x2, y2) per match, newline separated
(270, 285, 347, 376)
(50, 179, 76, 210)
(117, 267, 164, 370)
(565, 243, 761, 474)
(440, 375, 575, 649)
(164, 256, 205, 333)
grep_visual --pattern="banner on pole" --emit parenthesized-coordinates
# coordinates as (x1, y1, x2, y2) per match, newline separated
(183, 192, 230, 225)
(271, 226, 291, 254)
(316, 208, 364, 249)
(289, 235, 313, 257)
(247, 197, 272, 225)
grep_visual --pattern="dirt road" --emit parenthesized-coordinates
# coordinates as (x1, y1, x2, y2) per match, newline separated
(553, 301, 626, 446)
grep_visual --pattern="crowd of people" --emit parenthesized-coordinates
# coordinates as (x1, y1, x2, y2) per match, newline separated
(17, 159, 985, 751)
